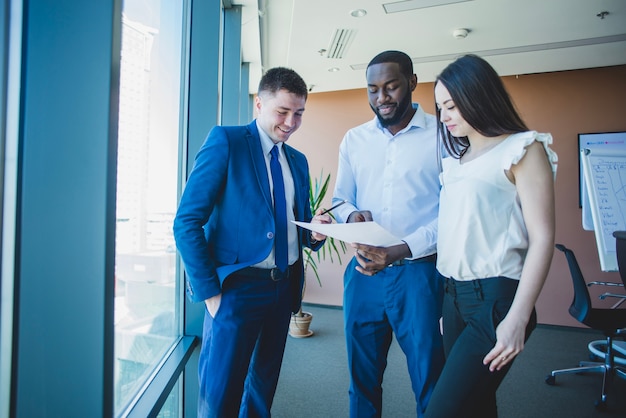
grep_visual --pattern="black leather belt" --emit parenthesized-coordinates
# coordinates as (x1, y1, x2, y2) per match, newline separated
(238, 265, 294, 281)
(388, 253, 436, 267)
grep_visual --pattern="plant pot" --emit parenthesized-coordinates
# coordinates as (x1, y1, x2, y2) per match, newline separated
(289, 311, 314, 338)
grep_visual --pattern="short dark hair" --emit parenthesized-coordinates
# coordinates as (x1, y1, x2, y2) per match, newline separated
(435, 54, 528, 158)
(257, 67, 308, 99)
(367, 50, 414, 79)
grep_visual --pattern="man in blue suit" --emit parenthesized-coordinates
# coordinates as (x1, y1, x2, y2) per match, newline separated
(174, 67, 328, 417)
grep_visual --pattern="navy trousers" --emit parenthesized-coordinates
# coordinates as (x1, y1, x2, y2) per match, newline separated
(197, 269, 295, 418)
(424, 276, 537, 418)
(343, 256, 444, 418)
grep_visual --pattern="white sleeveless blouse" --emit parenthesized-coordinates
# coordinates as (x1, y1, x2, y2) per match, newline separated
(436, 131, 558, 281)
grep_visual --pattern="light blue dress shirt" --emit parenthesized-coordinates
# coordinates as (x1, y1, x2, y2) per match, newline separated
(256, 122, 299, 268)
(332, 104, 441, 259)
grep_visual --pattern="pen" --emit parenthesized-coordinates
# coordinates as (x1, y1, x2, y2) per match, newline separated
(320, 199, 347, 216)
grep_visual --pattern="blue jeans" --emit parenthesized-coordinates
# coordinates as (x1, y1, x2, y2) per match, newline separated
(424, 276, 537, 418)
(343, 256, 444, 418)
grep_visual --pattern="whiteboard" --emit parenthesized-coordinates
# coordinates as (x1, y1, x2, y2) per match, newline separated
(579, 132, 626, 230)
(580, 148, 626, 271)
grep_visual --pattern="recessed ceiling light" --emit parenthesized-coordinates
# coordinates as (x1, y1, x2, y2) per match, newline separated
(328, 67, 340, 72)
(350, 9, 367, 18)
(453, 28, 469, 39)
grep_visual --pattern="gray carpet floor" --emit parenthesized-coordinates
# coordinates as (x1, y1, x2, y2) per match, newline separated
(273, 305, 626, 418)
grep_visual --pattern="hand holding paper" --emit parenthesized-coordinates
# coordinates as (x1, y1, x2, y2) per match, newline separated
(292, 220, 403, 247)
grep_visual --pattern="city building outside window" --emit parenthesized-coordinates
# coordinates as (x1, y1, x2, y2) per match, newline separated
(114, 1, 184, 414)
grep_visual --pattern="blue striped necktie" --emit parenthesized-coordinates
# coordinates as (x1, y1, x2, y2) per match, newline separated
(270, 145, 288, 272)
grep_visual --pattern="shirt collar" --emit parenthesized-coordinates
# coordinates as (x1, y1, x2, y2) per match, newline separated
(256, 120, 283, 156)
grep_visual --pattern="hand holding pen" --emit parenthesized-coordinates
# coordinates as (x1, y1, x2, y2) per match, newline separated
(310, 200, 348, 242)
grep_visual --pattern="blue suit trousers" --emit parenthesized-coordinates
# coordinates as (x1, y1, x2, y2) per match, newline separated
(343, 257, 444, 418)
(197, 271, 295, 418)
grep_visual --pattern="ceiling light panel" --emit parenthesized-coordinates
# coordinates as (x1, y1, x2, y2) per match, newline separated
(383, 0, 473, 14)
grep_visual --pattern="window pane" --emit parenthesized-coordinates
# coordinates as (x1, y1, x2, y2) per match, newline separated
(115, 0, 184, 414)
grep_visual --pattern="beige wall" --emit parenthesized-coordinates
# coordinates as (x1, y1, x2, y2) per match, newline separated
(288, 65, 626, 327)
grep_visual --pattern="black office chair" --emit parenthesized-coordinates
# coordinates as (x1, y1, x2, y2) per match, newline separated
(587, 231, 626, 307)
(546, 243, 626, 410)
(585, 231, 626, 366)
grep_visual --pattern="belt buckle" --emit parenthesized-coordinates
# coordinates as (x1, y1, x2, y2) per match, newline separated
(389, 259, 404, 267)
(270, 268, 282, 281)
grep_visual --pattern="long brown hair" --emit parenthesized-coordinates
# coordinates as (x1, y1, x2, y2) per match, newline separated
(435, 54, 528, 158)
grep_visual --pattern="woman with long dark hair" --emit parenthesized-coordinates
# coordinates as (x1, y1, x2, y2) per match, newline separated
(425, 54, 558, 418)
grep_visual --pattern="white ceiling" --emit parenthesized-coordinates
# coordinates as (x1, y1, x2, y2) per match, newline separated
(237, 0, 626, 94)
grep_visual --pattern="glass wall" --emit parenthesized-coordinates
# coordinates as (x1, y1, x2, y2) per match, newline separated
(115, 0, 186, 414)
(6, 0, 253, 415)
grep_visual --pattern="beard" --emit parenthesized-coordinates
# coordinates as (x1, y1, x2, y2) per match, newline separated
(372, 90, 413, 128)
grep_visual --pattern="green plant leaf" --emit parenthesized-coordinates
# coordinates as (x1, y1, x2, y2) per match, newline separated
(304, 170, 347, 287)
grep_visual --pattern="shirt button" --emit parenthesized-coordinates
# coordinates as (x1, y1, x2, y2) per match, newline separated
(267, 232, 274, 239)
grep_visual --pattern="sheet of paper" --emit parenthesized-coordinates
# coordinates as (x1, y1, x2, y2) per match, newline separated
(292, 221, 403, 247)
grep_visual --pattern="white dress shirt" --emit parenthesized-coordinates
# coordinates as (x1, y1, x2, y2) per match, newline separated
(332, 104, 440, 259)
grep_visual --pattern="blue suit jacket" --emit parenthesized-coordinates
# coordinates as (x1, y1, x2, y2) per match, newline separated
(173, 121, 320, 312)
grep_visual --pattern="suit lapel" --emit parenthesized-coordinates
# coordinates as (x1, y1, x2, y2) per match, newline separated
(246, 121, 273, 210)
(246, 121, 305, 221)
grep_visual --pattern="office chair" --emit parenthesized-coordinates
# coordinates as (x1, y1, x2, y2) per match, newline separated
(587, 231, 626, 365)
(545, 243, 626, 410)
(586, 231, 626, 307)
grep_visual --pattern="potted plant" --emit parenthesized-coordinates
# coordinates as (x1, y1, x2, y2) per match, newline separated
(289, 171, 347, 337)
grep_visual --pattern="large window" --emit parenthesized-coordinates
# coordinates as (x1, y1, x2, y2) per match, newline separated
(6, 0, 245, 415)
(115, 0, 186, 414)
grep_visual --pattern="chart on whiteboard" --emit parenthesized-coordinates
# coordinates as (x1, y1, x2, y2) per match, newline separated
(591, 157, 626, 243)
(582, 150, 626, 271)
(579, 132, 626, 230)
